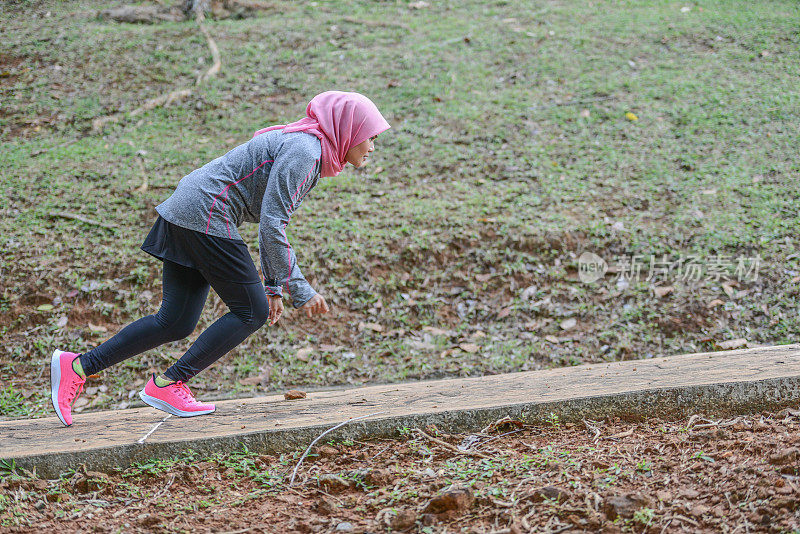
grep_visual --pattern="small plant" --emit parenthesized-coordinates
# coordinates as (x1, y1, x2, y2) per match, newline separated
(691, 450, 715, 462)
(546, 412, 561, 429)
(0, 459, 18, 478)
(633, 507, 656, 526)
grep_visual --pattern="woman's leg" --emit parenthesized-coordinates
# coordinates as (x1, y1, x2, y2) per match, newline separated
(79, 261, 210, 376)
(163, 278, 269, 382)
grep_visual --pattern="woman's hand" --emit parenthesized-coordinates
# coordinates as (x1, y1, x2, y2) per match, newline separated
(300, 294, 330, 318)
(267, 295, 284, 326)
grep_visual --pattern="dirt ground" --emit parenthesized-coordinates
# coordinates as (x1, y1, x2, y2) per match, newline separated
(2, 409, 799, 533)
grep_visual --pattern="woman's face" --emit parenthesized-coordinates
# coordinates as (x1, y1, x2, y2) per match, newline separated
(345, 135, 377, 168)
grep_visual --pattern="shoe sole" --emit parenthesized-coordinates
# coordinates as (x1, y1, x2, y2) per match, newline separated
(138, 391, 215, 417)
(50, 349, 70, 427)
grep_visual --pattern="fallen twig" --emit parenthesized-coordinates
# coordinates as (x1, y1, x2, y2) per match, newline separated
(288, 411, 386, 486)
(413, 428, 492, 459)
(50, 211, 117, 230)
(92, 4, 221, 131)
(603, 428, 634, 440)
(475, 428, 526, 450)
(342, 16, 410, 30)
(134, 152, 148, 192)
(529, 95, 615, 111)
(672, 514, 700, 527)
(194, 6, 221, 85)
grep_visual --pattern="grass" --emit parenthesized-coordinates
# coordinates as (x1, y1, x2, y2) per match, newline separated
(1, 0, 799, 417)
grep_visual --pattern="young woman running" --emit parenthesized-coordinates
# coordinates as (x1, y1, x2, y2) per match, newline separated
(50, 91, 390, 426)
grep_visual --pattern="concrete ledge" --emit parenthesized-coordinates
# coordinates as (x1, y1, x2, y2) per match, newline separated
(2, 344, 799, 479)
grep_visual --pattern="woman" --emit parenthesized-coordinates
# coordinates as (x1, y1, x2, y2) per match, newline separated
(50, 91, 390, 426)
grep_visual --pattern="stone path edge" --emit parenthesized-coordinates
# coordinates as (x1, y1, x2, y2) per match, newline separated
(8, 375, 799, 479)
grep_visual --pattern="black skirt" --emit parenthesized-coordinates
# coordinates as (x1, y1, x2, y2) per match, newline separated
(141, 216, 260, 284)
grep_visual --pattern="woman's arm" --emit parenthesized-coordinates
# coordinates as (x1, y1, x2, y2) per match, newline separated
(258, 146, 319, 308)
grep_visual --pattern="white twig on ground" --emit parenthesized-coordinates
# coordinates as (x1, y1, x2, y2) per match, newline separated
(51, 211, 117, 230)
(137, 414, 173, 444)
(194, 5, 221, 85)
(413, 428, 492, 459)
(288, 411, 387, 486)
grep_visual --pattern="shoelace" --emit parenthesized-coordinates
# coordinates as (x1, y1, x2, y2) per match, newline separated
(68, 377, 86, 408)
(172, 381, 198, 405)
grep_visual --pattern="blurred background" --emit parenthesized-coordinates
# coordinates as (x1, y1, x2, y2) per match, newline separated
(1, 0, 798, 418)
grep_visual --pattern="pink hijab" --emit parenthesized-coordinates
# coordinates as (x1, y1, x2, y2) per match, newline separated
(254, 91, 390, 178)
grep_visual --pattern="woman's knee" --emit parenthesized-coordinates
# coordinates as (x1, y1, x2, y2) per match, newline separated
(247, 293, 270, 328)
(153, 309, 199, 340)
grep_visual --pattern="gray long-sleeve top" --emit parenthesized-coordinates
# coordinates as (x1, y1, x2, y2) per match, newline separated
(155, 130, 321, 308)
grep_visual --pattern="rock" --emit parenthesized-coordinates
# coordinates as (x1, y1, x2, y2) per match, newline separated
(26, 479, 50, 491)
(420, 513, 438, 526)
(377, 508, 417, 530)
(690, 504, 710, 517)
(74, 471, 111, 493)
(602, 493, 652, 520)
(316, 445, 339, 459)
(315, 497, 336, 516)
(318, 474, 351, 493)
(422, 485, 474, 515)
(364, 468, 393, 486)
(525, 485, 571, 503)
(138, 513, 160, 527)
(335, 522, 353, 532)
(768, 447, 799, 465)
(284, 390, 307, 400)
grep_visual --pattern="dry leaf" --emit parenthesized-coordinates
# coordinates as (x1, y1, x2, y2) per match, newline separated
(716, 339, 748, 350)
(238, 375, 262, 386)
(545, 335, 560, 344)
(707, 299, 725, 308)
(423, 326, 453, 336)
(625, 112, 638, 121)
(475, 273, 493, 282)
(296, 347, 314, 361)
(559, 318, 577, 330)
(88, 322, 108, 333)
(654, 286, 674, 298)
(721, 282, 736, 298)
(458, 343, 480, 354)
(498, 307, 512, 319)
(358, 322, 384, 332)
(284, 390, 307, 400)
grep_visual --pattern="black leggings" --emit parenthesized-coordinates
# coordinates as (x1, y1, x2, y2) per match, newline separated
(80, 260, 269, 382)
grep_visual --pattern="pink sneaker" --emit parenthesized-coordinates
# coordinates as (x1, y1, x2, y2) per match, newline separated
(50, 350, 86, 427)
(139, 374, 215, 417)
